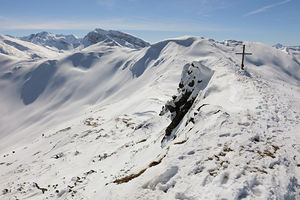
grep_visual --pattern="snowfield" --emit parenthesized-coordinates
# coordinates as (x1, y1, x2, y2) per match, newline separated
(0, 29, 300, 200)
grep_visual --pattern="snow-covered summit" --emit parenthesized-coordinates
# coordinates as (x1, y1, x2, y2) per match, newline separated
(82, 28, 150, 49)
(20, 32, 81, 50)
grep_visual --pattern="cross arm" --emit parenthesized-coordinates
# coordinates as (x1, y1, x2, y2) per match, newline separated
(236, 53, 252, 55)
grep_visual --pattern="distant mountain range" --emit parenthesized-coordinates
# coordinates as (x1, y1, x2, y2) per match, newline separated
(82, 28, 150, 49)
(7, 30, 300, 53)
(273, 43, 300, 50)
(14, 28, 150, 51)
(273, 43, 300, 61)
(19, 32, 81, 50)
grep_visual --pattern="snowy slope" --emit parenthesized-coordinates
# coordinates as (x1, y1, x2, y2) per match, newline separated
(0, 34, 62, 60)
(19, 32, 81, 51)
(0, 34, 300, 200)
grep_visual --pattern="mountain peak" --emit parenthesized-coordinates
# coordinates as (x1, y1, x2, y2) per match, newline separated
(273, 43, 284, 49)
(20, 32, 81, 50)
(15, 28, 150, 51)
(82, 28, 150, 49)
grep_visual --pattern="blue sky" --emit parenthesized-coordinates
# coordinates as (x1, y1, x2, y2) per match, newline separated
(0, 0, 299, 45)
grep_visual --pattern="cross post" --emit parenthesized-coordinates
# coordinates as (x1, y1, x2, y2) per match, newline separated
(236, 45, 252, 70)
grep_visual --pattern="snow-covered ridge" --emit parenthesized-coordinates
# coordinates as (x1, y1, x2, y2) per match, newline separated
(0, 34, 62, 59)
(19, 32, 81, 51)
(82, 28, 150, 49)
(17, 28, 150, 50)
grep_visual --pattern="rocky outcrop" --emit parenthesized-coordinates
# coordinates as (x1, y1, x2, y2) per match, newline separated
(160, 62, 214, 140)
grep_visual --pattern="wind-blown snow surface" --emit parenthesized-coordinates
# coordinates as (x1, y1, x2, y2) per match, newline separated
(0, 32, 300, 200)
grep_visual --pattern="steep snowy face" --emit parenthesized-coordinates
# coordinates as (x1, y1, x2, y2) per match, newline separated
(20, 32, 81, 50)
(82, 28, 150, 49)
(0, 35, 30, 57)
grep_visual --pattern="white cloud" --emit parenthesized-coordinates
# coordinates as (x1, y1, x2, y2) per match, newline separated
(245, 0, 291, 16)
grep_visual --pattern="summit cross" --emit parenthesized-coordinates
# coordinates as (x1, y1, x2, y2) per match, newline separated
(236, 44, 252, 70)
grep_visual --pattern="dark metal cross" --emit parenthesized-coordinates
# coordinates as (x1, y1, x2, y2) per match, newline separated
(236, 45, 252, 70)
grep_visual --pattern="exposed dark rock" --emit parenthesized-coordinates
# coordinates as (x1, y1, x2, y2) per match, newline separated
(160, 62, 214, 141)
(197, 104, 209, 111)
(179, 82, 184, 88)
(165, 97, 195, 136)
(33, 182, 48, 194)
(2, 189, 9, 195)
(54, 152, 64, 159)
(112, 154, 167, 185)
(163, 64, 200, 137)
(84, 170, 97, 175)
(188, 80, 195, 87)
